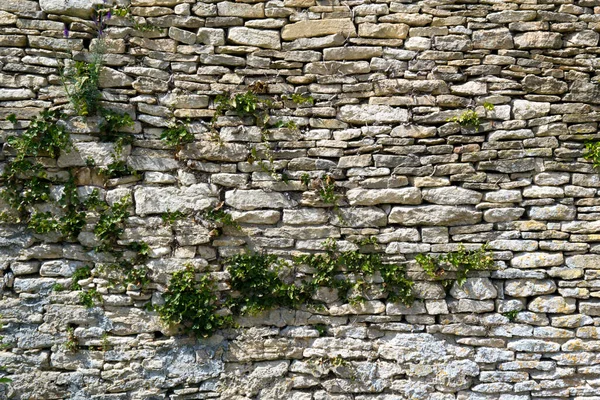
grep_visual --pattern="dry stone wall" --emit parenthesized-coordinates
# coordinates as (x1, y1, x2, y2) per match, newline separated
(1, 0, 600, 399)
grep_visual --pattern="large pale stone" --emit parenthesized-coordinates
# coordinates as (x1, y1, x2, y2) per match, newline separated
(217, 1, 264, 18)
(529, 204, 576, 221)
(135, 184, 218, 215)
(507, 339, 560, 353)
(160, 91, 209, 109)
(505, 280, 556, 297)
(473, 28, 514, 50)
(346, 188, 422, 206)
(580, 301, 600, 317)
(99, 67, 133, 88)
(487, 11, 537, 23)
(513, 100, 550, 120)
(566, 255, 600, 269)
(514, 32, 562, 49)
(180, 142, 248, 162)
(57, 143, 128, 168)
(450, 278, 497, 300)
(522, 75, 568, 95)
(390, 125, 436, 138)
(389, 206, 481, 226)
(358, 23, 409, 39)
(528, 296, 576, 314)
(40, 0, 102, 18)
(511, 253, 564, 269)
(0, 88, 34, 100)
(226, 190, 296, 210)
(338, 105, 408, 124)
(281, 19, 357, 40)
(228, 27, 281, 50)
(332, 207, 387, 228)
(422, 187, 482, 205)
(197, 28, 226, 45)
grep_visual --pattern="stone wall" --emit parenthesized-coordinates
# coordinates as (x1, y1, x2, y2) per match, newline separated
(1, 0, 600, 399)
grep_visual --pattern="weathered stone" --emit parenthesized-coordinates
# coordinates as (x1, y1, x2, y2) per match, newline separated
(197, 28, 225, 45)
(135, 184, 218, 215)
(505, 280, 557, 297)
(39, 0, 102, 18)
(511, 253, 564, 269)
(346, 188, 422, 206)
(473, 28, 514, 50)
(529, 205, 576, 221)
(508, 339, 560, 353)
(522, 75, 568, 95)
(389, 206, 481, 226)
(358, 23, 409, 39)
(528, 296, 576, 314)
(422, 187, 482, 205)
(180, 142, 248, 162)
(487, 11, 537, 23)
(282, 19, 357, 40)
(514, 32, 562, 49)
(217, 1, 264, 18)
(566, 255, 600, 269)
(513, 100, 551, 120)
(450, 278, 497, 300)
(228, 27, 281, 50)
(225, 190, 296, 210)
(338, 105, 408, 124)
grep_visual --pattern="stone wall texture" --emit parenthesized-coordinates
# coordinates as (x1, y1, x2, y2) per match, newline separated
(2, 0, 600, 399)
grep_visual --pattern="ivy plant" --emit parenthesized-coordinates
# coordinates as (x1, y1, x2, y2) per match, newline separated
(160, 119, 193, 147)
(157, 265, 228, 337)
(415, 244, 494, 287)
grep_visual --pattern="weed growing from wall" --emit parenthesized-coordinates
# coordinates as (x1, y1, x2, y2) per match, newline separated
(157, 265, 228, 337)
(160, 119, 193, 148)
(584, 141, 600, 169)
(64, 327, 78, 352)
(415, 244, 494, 287)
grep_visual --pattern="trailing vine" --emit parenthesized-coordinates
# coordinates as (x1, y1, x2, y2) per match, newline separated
(157, 265, 228, 337)
(415, 244, 494, 287)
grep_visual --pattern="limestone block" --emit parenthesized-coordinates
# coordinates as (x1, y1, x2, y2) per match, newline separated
(338, 105, 408, 124)
(40, 0, 102, 18)
(281, 19, 357, 40)
(389, 206, 482, 226)
(134, 184, 218, 215)
(228, 27, 281, 50)
(226, 189, 296, 211)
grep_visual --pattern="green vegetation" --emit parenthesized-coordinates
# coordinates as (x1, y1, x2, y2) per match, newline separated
(79, 289, 102, 308)
(205, 203, 240, 235)
(157, 265, 228, 337)
(64, 327, 78, 352)
(160, 120, 193, 147)
(503, 310, 520, 322)
(157, 237, 421, 337)
(99, 109, 134, 146)
(227, 253, 302, 314)
(61, 60, 102, 116)
(584, 141, 600, 169)
(212, 86, 288, 181)
(161, 210, 185, 225)
(415, 244, 494, 287)
(71, 266, 92, 290)
(287, 93, 315, 106)
(0, 318, 11, 383)
(294, 238, 413, 305)
(98, 160, 138, 179)
(93, 196, 131, 251)
(448, 110, 481, 129)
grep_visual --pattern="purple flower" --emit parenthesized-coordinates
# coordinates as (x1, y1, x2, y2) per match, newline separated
(106, 10, 112, 21)
(63, 23, 69, 38)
